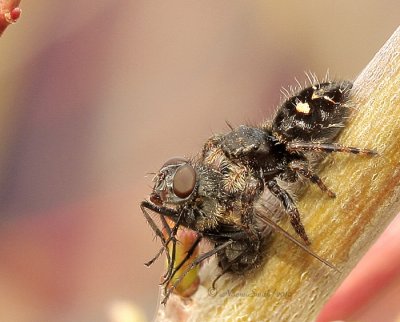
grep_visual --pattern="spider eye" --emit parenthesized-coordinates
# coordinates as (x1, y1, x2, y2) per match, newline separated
(173, 163, 196, 198)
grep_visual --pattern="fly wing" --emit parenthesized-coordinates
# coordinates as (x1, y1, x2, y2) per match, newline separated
(254, 200, 339, 272)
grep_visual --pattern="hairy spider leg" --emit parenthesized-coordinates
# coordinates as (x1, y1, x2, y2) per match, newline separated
(287, 142, 377, 155)
(267, 179, 310, 245)
(289, 160, 336, 198)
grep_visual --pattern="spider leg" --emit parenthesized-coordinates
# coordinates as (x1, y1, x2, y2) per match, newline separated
(266, 179, 310, 245)
(289, 160, 336, 198)
(287, 142, 377, 155)
(254, 205, 339, 271)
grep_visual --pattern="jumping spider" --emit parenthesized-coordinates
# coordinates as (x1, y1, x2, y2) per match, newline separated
(141, 79, 376, 304)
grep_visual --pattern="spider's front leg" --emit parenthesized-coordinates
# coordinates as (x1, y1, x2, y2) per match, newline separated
(287, 141, 377, 156)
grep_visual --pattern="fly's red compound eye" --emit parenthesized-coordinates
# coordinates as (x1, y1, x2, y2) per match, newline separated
(173, 163, 196, 198)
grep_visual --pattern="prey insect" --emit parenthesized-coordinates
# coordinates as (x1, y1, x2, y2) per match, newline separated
(141, 78, 377, 304)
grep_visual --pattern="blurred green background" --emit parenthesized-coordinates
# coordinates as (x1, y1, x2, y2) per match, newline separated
(0, 1, 399, 321)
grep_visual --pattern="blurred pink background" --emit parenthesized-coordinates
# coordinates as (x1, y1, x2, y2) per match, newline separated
(0, 1, 399, 321)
